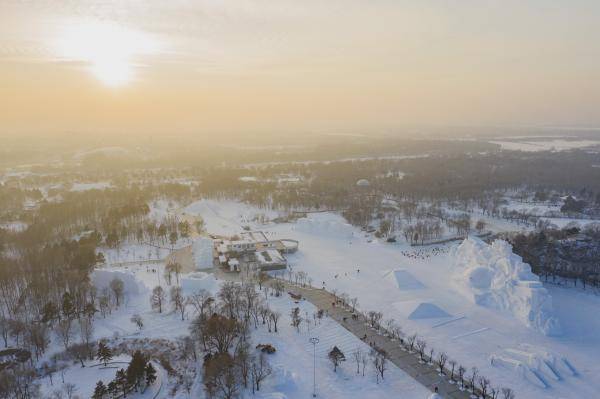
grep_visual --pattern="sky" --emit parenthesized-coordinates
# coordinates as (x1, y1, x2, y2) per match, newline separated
(1, 0, 600, 136)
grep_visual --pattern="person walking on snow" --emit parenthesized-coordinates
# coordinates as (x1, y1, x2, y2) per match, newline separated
(428, 386, 441, 399)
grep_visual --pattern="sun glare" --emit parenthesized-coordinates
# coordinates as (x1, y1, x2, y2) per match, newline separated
(54, 21, 158, 87)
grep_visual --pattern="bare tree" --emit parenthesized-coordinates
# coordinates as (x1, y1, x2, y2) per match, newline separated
(130, 314, 144, 330)
(360, 349, 369, 377)
(55, 319, 74, 351)
(63, 383, 77, 399)
(69, 343, 88, 368)
(188, 289, 214, 319)
(0, 317, 9, 347)
(457, 365, 466, 389)
(367, 311, 383, 330)
(350, 297, 359, 313)
(478, 376, 490, 398)
(290, 307, 302, 332)
(26, 323, 50, 361)
(448, 359, 457, 382)
(469, 367, 479, 394)
(204, 353, 239, 399)
(109, 278, 124, 307)
(150, 286, 166, 313)
(270, 280, 285, 297)
(98, 292, 111, 318)
(251, 353, 272, 393)
(269, 311, 281, 333)
(170, 286, 187, 320)
(352, 348, 363, 375)
(501, 387, 515, 399)
(437, 352, 448, 375)
(416, 340, 427, 362)
(371, 349, 387, 383)
(407, 333, 417, 352)
(78, 317, 94, 358)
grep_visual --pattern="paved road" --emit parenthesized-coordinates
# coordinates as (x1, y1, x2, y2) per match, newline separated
(217, 270, 472, 399)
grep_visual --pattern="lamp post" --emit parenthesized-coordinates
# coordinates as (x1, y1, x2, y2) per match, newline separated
(309, 337, 320, 397)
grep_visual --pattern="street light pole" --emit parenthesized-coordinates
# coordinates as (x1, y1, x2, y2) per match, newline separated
(309, 337, 320, 397)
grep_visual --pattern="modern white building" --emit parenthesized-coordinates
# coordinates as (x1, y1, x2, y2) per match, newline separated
(216, 231, 298, 272)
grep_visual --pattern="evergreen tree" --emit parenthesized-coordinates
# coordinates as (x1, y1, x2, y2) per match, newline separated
(61, 292, 75, 319)
(126, 350, 147, 391)
(145, 363, 157, 386)
(115, 368, 128, 397)
(107, 381, 118, 398)
(328, 346, 346, 372)
(92, 381, 107, 399)
(41, 301, 59, 323)
(97, 341, 113, 366)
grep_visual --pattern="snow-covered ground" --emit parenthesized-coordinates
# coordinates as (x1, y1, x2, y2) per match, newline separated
(38, 355, 165, 399)
(83, 256, 429, 398)
(99, 243, 171, 265)
(490, 139, 600, 152)
(70, 181, 113, 192)
(252, 294, 429, 399)
(183, 199, 281, 236)
(188, 200, 600, 399)
(0, 221, 28, 232)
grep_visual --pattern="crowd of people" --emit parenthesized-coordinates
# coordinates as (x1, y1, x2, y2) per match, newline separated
(400, 245, 450, 260)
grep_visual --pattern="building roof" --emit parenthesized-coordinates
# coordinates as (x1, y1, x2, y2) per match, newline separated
(192, 237, 214, 269)
(240, 231, 269, 242)
(255, 249, 286, 265)
(228, 258, 239, 266)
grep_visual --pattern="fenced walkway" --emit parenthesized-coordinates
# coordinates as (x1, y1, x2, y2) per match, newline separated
(283, 283, 472, 399)
(218, 270, 472, 399)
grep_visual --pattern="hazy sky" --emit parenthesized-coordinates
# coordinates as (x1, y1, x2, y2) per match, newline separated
(1, 0, 600, 135)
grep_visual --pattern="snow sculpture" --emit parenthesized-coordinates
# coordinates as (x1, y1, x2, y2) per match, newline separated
(453, 237, 561, 335)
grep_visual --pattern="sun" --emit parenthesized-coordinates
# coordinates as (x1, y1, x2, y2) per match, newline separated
(54, 20, 158, 87)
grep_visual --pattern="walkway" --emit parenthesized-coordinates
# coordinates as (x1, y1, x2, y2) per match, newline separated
(218, 271, 472, 399)
(293, 285, 471, 398)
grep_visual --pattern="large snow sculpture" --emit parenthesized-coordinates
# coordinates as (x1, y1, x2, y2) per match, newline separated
(453, 237, 561, 335)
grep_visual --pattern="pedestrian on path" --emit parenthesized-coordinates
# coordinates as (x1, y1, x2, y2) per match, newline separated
(428, 387, 441, 399)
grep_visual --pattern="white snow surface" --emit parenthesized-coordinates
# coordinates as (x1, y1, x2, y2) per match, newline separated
(92, 269, 148, 296)
(295, 216, 354, 239)
(490, 139, 600, 152)
(183, 199, 280, 235)
(394, 300, 452, 320)
(180, 272, 219, 295)
(452, 238, 561, 336)
(191, 237, 214, 270)
(80, 258, 429, 399)
(70, 181, 112, 192)
(155, 199, 600, 398)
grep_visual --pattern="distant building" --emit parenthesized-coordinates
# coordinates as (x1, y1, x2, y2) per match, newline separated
(216, 231, 298, 272)
(218, 231, 298, 255)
